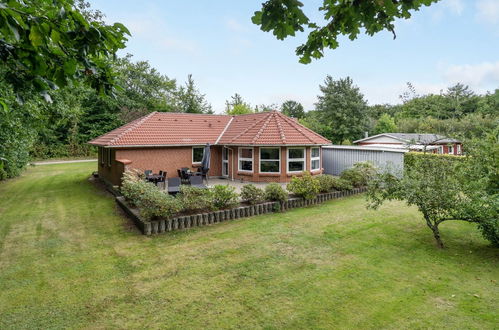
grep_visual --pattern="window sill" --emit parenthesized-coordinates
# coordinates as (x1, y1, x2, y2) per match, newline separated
(237, 171, 253, 176)
(258, 172, 281, 177)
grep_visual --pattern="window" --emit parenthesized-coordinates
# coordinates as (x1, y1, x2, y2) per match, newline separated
(260, 148, 280, 173)
(287, 148, 305, 173)
(238, 147, 253, 172)
(107, 148, 112, 167)
(457, 144, 461, 155)
(311, 147, 321, 171)
(100, 147, 104, 165)
(448, 145, 454, 154)
(439, 146, 444, 154)
(192, 147, 204, 163)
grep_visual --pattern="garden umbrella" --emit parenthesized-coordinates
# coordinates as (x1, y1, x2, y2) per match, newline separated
(201, 143, 211, 184)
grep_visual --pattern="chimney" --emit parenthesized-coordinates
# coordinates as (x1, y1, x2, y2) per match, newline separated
(364, 131, 369, 138)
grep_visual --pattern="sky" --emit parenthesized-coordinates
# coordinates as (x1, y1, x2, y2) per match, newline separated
(89, 0, 499, 113)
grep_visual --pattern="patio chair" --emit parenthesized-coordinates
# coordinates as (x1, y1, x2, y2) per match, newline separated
(189, 175, 207, 189)
(167, 177, 181, 194)
(179, 167, 190, 184)
(144, 169, 152, 177)
(157, 171, 167, 188)
(197, 167, 209, 184)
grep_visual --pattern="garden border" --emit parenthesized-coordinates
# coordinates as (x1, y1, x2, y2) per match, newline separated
(116, 187, 367, 235)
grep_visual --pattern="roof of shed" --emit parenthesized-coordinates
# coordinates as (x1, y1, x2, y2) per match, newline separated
(353, 133, 461, 144)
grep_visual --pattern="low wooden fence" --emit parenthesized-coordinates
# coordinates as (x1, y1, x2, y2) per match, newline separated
(116, 187, 368, 235)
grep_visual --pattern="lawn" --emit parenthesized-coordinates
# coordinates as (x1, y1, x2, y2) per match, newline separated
(0, 163, 497, 329)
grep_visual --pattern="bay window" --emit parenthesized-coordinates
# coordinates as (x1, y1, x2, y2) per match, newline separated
(287, 148, 305, 173)
(311, 147, 320, 171)
(238, 147, 253, 172)
(260, 148, 280, 173)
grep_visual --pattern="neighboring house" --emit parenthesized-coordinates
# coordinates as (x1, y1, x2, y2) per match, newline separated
(89, 111, 331, 185)
(353, 133, 462, 155)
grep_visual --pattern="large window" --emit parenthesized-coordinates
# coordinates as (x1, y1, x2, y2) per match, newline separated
(311, 147, 320, 171)
(448, 145, 454, 154)
(457, 144, 461, 155)
(287, 148, 305, 173)
(260, 148, 280, 173)
(192, 147, 204, 163)
(238, 147, 253, 172)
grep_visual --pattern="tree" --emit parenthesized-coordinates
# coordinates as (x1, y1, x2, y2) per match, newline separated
(255, 103, 279, 112)
(374, 113, 397, 134)
(314, 76, 368, 143)
(252, 0, 439, 63)
(367, 148, 498, 248)
(225, 93, 253, 115)
(175, 74, 212, 114)
(281, 100, 305, 118)
(0, 0, 130, 99)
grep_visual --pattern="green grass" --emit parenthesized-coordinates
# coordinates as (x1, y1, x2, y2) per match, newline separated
(0, 163, 497, 329)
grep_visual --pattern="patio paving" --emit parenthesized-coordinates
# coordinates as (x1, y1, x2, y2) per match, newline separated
(159, 177, 287, 193)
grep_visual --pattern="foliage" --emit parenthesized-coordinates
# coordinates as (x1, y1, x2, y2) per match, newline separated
(240, 184, 265, 205)
(264, 182, 288, 202)
(404, 152, 463, 171)
(340, 162, 376, 188)
(252, 0, 439, 63)
(0, 0, 129, 99)
(174, 74, 213, 114)
(367, 140, 498, 248)
(374, 113, 397, 134)
(281, 100, 304, 118)
(177, 185, 214, 213)
(314, 76, 368, 143)
(225, 93, 253, 115)
(210, 185, 240, 209)
(287, 171, 320, 200)
(120, 169, 148, 207)
(316, 174, 352, 193)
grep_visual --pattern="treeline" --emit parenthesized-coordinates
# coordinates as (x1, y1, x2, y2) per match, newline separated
(0, 56, 213, 179)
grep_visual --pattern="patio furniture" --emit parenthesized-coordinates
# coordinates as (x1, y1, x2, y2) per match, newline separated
(189, 175, 207, 189)
(167, 177, 181, 194)
(144, 169, 153, 177)
(179, 168, 190, 184)
(197, 167, 209, 184)
(157, 171, 167, 188)
(147, 174, 162, 185)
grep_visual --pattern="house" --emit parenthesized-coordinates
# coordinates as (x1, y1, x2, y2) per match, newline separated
(353, 133, 462, 155)
(89, 111, 331, 186)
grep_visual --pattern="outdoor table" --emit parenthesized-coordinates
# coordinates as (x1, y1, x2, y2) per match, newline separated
(146, 174, 162, 184)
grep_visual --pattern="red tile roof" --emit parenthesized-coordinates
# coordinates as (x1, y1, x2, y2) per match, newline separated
(89, 111, 330, 147)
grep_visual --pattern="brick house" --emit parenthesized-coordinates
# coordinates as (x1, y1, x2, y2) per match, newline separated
(89, 111, 331, 186)
(353, 133, 463, 155)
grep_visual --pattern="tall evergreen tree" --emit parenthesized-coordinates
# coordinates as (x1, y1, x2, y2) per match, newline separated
(314, 76, 368, 143)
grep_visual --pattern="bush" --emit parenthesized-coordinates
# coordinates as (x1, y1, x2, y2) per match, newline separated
(264, 183, 288, 202)
(331, 177, 354, 191)
(340, 162, 377, 187)
(477, 218, 499, 247)
(316, 175, 336, 193)
(177, 185, 214, 213)
(121, 169, 181, 219)
(240, 184, 265, 204)
(211, 185, 239, 209)
(404, 152, 463, 171)
(287, 171, 320, 200)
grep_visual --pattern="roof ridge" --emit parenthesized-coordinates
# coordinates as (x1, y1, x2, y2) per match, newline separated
(274, 112, 287, 144)
(276, 112, 316, 144)
(228, 112, 271, 144)
(251, 112, 274, 144)
(215, 116, 234, 145)
(108, 111, 157, 145)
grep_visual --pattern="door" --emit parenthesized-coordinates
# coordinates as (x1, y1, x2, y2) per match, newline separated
(222, 147, 229, 178)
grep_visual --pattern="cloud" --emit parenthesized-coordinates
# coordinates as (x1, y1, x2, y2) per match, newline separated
(476, 0, 499, 24)
(442, 61, 499, 87)
(445, 0, 465, 15)
(429, 0, 464, 22)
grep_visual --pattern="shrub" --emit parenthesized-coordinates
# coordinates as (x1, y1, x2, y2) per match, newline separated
(240, 184, 265, 204)
(121, 170, 151, 207)
(177, 185, 214, 213)
(287, 171, 320, 200)
(211, 185, 239, 209)
(477, 218, 499, 247)
(264, 183, 288, 202)
(340, 162, 377, 187)
(139, 188, 181, 220)
(316, 174, 336, 193)
(331, 177, 353, 191)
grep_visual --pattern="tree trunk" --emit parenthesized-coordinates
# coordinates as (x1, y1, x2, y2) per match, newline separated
(424, 214, 445, 248)
(431, 225, 445, 249)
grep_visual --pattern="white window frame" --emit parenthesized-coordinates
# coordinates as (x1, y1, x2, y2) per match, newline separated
(259, 147, 281, 174)
(287, 147, 305, 173)
(238, 147, 254, 172)
(448, 145, 454, 154)
(192, 146, 204, 164)
(107, 148, 112, 167)
(457, 144, 461, 155)
(439, 146, 444, 154)
(311, 147, 321, 171)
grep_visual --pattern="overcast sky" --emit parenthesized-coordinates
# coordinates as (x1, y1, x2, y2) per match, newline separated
(89, 0, 499, 113)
